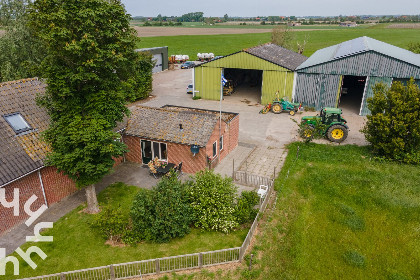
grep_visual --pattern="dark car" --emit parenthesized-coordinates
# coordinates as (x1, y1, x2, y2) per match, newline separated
(181, 61, 195, 69)
(187, 84, 193, 94)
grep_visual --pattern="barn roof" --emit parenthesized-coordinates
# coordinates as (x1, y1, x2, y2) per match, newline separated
(244, 43, 308, 71)
(126, 106, 233, 147)
(197, 43, 307, 71)
(297, 36, 420, 70)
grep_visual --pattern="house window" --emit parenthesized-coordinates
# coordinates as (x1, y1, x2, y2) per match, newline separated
(220, 135, 224, 151)
(213, 141, 217, 158)
(3, 113, 31, 134)
(141, 140, 167, 164)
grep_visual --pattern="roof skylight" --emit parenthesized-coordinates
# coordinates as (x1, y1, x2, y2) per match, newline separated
(3, 113, 32, 134)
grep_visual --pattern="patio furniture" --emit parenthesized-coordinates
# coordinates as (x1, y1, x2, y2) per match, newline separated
(257, 185, 268, 199)
(177, 162, 183, 178)
(156, 162, 176, 175)
(148, 161, 159, 179)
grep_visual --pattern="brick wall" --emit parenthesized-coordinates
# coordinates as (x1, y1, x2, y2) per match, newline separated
(0, 172, 45, 234)
(167, 142, 207, 174)
(40, 167, 77, 206)
(124, 135, 142, 164)
(227, 115, 239, 154)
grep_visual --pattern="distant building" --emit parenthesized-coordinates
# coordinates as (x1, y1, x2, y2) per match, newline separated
(135, 47, 169, 73)
(340, 21, 357, 27)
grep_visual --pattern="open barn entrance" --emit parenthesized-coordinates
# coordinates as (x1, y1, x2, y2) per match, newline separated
(223, 68, 263, 104)
(339, 75, 367, 115)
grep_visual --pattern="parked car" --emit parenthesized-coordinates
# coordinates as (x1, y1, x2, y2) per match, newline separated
(187, 84, 193, 94)
(181, 61, 195, 69)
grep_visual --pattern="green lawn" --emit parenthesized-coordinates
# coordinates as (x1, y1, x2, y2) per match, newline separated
(137, 28, 420, 58)
(2, 183, 248, 279)
(253, 143, 420, 280)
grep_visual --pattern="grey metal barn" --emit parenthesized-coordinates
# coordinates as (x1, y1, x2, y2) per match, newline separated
(293, 37, 420, 115)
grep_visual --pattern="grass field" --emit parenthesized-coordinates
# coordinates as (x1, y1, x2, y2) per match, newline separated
(137, 28, 420, 58)
(252, 143, 420, 280)
(2, 183, 248, 279)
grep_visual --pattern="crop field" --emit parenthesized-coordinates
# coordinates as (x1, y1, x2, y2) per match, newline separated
(137, 27, 420, 58)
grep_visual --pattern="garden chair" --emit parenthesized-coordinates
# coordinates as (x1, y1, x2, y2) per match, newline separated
(177, 162, 183, 178)
(257, 185, 268, 199)
(148, 161, 158, 179)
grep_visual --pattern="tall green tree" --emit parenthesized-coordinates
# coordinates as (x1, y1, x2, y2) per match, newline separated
(361, 79, 420, 164)
(28, 0, 144, 213)
(0, 0, 45, 82)
(271, 25, 295, 50)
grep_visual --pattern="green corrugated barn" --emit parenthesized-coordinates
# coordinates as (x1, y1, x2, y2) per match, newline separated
(193, 44, 308, 105)
(294, 36, 420, 115)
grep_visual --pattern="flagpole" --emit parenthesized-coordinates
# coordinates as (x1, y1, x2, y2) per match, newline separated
(219, 69, 223, 156)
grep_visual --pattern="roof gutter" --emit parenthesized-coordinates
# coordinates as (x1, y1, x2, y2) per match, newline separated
(0, 166, 44, 188)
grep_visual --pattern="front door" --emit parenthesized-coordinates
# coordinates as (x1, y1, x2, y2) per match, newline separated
(141, 140, 152, 164)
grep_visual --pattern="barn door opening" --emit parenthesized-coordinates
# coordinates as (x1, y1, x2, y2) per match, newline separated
(223, 68, 263, 103)
(338, 75, 367, 114)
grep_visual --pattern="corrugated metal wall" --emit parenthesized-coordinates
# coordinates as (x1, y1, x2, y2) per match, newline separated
(195, 67, 222, 100)
(194, 52, 294, 103)
(294, 73, 341, 110)
(360, 76, 393, 116)
(261, 70, 295, 104)
(298, 51, 420, 79)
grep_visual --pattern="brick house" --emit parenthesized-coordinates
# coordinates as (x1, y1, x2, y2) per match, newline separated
(124, 105, 239, 173)
(0, 78, 79, 234)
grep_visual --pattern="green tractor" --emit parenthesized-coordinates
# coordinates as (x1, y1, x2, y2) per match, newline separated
(301, 107, 349, 143)
(271, 97, 301, 116)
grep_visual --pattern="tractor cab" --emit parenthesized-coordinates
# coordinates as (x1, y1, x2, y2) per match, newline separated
(319, 107, 347, 125)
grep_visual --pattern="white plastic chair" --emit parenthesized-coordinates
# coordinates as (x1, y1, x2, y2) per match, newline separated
(257, 185, 268, 199)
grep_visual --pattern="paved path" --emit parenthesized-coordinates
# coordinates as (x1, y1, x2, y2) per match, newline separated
(213, 142, 255, 178)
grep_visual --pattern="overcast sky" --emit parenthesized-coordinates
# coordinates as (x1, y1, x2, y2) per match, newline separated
(121, 0, 420, 17)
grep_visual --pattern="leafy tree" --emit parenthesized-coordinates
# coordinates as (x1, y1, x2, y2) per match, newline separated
(187, 170, 238, 233)
(271, 25, 295, 50)
(131, 173, 192, 243)
(408, 42, 420, 54)
(28, 0, 144, 213)
(0, 0, 45, 82)
(234, 191, 259, 224)
(361, 79, 420, 164)
(223, 14, 229, 22)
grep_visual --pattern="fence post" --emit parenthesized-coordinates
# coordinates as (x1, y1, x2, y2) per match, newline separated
(244, 171, 247, 185)
(199, 253, 203, 268)
(232, 159, 235, 180)
(239, 246, 244, 261)
(110, 264, 115, 280)
(273, 167, 276, 179)
(60, 273, 66, 280)
(155, 259, 160, 274)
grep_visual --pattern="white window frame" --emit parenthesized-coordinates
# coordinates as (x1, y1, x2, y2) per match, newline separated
(152, 141, 168, 162)
(219, 135, 224, 151)
(212, 141, 217, 158)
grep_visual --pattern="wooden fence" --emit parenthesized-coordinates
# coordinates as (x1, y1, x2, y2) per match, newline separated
(234, 171, 274, 188)
(18, 180, 274, 280)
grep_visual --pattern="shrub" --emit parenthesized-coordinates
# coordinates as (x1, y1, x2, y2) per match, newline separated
(131, 174, 192, 243)
(234, 191, 259, 224)
(192, 95, 201, 100)
(361, 79, 420, 164)
(187, 170, 238, 233)
(92, 207, 128, 242)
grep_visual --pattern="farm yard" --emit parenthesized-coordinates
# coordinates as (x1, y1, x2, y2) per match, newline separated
(1, 7, 420, 279)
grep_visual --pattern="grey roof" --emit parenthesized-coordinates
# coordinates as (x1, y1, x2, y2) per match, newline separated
(0, 78, 49, 186)
(126, 106, 218, 147)
(245, 43, 308, 71)
(297, 36, 420, 70)
(0, 78, 128, 187)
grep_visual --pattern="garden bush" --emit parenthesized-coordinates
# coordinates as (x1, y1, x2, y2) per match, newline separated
(234, 191, 260, 224)
(131, 174, 192, 243)
(187, 170, 238, 233)
(92, 207, 127, 242)
(361, 79, 420, 164)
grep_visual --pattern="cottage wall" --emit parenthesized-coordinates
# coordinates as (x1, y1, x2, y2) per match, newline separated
(167, 142, 207, 174)
(40, 167, 77, 205)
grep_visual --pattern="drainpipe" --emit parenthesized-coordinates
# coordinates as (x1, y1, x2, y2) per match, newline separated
(38, 170, 48, 207)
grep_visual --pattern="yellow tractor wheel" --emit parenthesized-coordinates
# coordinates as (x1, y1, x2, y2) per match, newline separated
(327, 125, 348, 143)
(272, 104, 282, 114)
(289, 110, 296, 116)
